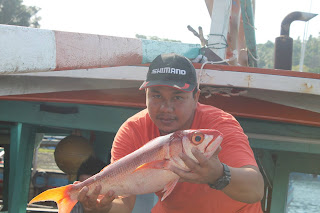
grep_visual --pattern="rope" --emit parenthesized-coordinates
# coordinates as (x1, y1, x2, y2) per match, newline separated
(207, 34, 228, 49)
(197, 53, 237, 89)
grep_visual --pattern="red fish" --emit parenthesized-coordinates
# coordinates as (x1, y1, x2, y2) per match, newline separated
(29, 129, 223, 213)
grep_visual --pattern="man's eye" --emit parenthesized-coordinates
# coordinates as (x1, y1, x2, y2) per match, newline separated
(175, 96, 183, 100)
(153, 95, 161, 98)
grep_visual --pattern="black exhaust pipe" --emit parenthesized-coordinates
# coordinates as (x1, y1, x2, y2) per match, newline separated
(274, 12, 317, 70)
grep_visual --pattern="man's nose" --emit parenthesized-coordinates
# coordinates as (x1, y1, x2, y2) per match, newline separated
(160, 100, 174, 112)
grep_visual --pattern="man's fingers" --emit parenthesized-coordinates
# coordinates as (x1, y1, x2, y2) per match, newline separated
(191, 147, 209, 167)
(79, 185, 102, 211)
(87, 185, 102, 204)
(99, 190, 116, 207)
(78, 186, 89, 201)
(78, 186, 115, 212)
(179, 153, 200, 172)
(92, 185, 102, 196)
(170, 165, 198, 180)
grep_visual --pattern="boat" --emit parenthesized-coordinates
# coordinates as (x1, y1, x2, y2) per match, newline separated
(0, 0, 319, 212)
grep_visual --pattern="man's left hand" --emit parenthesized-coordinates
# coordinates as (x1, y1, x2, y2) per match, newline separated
(170, 146, 223, 185)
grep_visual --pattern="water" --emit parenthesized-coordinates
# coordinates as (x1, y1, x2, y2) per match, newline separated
(287, 174, 320, 213)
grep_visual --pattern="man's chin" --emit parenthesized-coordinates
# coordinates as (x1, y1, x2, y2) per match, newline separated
(159, 127, 179, 136)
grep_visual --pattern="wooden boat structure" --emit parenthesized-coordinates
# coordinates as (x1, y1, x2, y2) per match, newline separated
(0, 0, 319, 212)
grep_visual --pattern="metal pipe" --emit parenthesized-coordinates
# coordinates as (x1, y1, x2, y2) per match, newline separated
(281, 12, 317, 37)
(274, 11, 318, 70)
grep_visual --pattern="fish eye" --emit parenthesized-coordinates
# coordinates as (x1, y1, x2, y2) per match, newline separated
(191, 132, 204, 145)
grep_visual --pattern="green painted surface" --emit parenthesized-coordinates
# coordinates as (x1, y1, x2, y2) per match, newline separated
(93, 131, 115, 163)
(0, 101, 140, 133)
(240, 0, 258, 67)
(238, 118, 320, 140)
(266, 151, 320, 212)
(36, 126, 71, 135)
(9, 123, 36, 213)
(270, 154, 290, 213)
(254, 149, 275, 187)
(2, 144, 10, 211)
(0, 126, 9, 210)
(250, 139, 320, 154)
(141, 39, 201, 63)
(275, 152, 320, 174)
(8, 124, 21, 202)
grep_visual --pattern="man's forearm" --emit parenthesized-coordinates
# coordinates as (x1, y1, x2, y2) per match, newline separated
(108, 196, 136, 213)
(222, 165, 264, 203)
(83, 196, 135, 213)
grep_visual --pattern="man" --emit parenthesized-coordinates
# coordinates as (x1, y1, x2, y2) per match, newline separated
(78, 53, 264, 212)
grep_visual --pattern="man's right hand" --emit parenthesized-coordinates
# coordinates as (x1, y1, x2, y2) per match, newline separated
(78, 185, 116, 213)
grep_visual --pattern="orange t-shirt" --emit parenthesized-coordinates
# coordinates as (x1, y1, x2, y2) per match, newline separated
(111, 103, 262, 213)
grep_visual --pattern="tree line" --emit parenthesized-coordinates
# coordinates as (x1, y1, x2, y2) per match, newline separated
(257, 34, 320, 73)
(0, 0, 40, 28)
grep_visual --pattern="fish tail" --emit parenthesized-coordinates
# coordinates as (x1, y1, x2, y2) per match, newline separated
(29, 185, 77, 213)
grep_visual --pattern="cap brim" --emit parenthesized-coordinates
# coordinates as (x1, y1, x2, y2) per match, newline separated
(139, 80, 195, 92)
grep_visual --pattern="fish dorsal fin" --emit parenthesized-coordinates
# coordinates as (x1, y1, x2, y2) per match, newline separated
(161, 178, 179, 201)
(133, 160, 170, 173)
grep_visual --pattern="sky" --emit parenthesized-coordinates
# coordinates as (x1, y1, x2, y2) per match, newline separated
(23, 0, 319, 45)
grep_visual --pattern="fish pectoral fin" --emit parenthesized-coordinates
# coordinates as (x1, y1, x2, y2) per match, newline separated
(161, 178, 179, 201)
(133, 160, 170, 173)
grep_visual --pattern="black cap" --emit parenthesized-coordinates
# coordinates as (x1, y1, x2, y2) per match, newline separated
(139, 53, 197, 92)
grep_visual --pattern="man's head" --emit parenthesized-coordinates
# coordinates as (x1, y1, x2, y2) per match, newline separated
(140, 53, 198, 92)
(140, 53, 200, 135)
(77, 156, 107, 182)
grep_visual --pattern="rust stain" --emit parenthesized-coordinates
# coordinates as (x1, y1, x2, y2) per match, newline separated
(246, 75, 252, 88)
(302, 82, 314, 93)
(203, 71, 215, 84)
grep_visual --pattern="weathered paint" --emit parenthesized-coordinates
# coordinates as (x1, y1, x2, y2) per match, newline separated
(198, 68, 320, 95)
(226, 0, 241, 66)
(9, 124, 37, 213)
(204, 0, 249, 65)
(1, 87, 320, 127)
(207, 0, 232, 59)
(141, 39, 200, 63)
(199, 94, 320, 127)
(0, 25, 56, 73)
(1, 64, 319, 96)
(0, 66, 147, 96)
(242, 89, 320, 114)
(240, 0, 258, 67)
(0, 24, 200, 74)
(54, 31, 143, 70)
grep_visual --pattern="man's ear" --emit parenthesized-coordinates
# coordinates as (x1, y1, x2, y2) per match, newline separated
(194, 89, 201, 102)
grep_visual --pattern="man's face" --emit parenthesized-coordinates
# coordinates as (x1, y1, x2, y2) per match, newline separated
(146, 86, 199, 135)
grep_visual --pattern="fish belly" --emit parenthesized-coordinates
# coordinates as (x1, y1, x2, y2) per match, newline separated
(102, 169, 178, 197)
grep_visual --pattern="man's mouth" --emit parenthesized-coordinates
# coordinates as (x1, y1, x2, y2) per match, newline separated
(157, 116, 176, 124)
